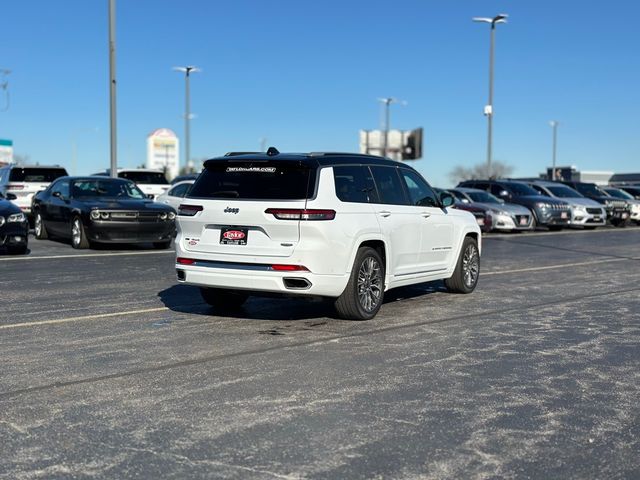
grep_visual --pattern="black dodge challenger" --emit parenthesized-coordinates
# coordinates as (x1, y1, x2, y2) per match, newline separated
(32, 176, 176, 249)
(0, 192, 29, 254)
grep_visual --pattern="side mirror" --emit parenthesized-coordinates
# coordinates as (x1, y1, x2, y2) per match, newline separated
(52, 191, 62, 198)
(147, 194, 155, 199)
(6, 193, 17, 201)
(461, 198, 470, 203)
(440, 192, 455, 208)
(499, 190, 510, 199)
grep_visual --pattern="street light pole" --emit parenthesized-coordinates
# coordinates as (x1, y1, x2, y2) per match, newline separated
(473, 14, 508, 177)
(377, 97, 407, 158)
(173, 66, 200, 172)
(108, 0, 118, 178)
(550, 121, 559, 180)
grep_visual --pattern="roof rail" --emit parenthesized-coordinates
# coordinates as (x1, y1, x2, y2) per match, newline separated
(223, 151, 262, 157)
(308, 152, 385, 159)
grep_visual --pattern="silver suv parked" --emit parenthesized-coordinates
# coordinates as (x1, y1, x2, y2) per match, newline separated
(0, 165, 68, 216)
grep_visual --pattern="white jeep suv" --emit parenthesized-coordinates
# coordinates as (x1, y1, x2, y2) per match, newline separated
(175, 149, 481, 320)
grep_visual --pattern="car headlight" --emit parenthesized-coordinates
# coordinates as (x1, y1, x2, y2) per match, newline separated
(7, 212, 26, 223)
(90, 210, 100, 220)
(168, 212, 176, 220)
(100, 211, 110, 220)
(572, 205, 586, 211)
(159, 212, 168, 220)
(535, 202, 548, 209)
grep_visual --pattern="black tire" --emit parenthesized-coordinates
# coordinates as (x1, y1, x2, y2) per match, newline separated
(8, 245, 28, 255)
(334, 246, 385, 320)
(153, 241, 171, 249)
(611, 218, 628, 228)
(200, 287, 248, 311)
(71, 216, 90, 249)
(445, 236, 480, 294)
(548, 225, 563, 231)
(34, 210, 48, 240)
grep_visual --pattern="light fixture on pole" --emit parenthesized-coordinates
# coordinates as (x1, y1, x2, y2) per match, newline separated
(173, 66, 200, 172)
(376, 97, 407, 157)
(473, 13, 508, 176)
(550, 121, 559, 180)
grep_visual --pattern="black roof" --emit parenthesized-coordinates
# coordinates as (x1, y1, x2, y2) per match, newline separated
(204, 151, 406, 169)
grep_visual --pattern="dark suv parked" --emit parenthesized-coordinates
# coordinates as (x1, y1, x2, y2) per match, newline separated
(457, 180, 571, 229)
(560, 181, 631, 227)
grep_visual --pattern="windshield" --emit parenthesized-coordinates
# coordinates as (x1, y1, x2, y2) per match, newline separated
(189, 161, 315, 200)
(504, 182, 539, 196)
(547, 185, 584, 198)
(119, 171, 168, 185)
(9, 167, 68, 182)
(466, 191, 501, 204)
(71, 179, 146, 199)
(574, 183, 604, 197)
(604, 188, 633, 200)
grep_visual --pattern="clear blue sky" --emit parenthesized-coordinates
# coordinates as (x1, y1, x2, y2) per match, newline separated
(1, 0, 639, 187)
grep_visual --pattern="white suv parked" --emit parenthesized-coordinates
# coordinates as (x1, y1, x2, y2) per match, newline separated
(175, 150, 481, 320)
(0, 165, 68, 216)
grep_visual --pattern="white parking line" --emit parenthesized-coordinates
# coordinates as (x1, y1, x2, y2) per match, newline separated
(0, 307, 169, 330)
(0, 250, 175, 262)
(484, 226, 640, 239)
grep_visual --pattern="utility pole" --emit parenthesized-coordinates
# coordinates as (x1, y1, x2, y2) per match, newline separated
(108, 0, 118, 177)
(550, 121, 559, 180)
(376, 97, 406, 158)
(473, 14, 508, 177)
(173, 66, 200, 171)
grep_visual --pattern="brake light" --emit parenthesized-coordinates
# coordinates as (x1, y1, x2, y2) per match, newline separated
(265, 208, 336, 220)
(7, 184, 24, 190)
(176, 257, 196, 265)
(178, 204, 203, 216)
(271, 264, 309, 272)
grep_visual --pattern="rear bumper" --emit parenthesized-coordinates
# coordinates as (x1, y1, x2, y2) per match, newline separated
(87, 221, 175, 243)
(176, 262, 349, 297)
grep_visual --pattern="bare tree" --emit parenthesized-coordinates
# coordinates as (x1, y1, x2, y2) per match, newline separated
(449, 160, 514, 184)
(13, 153, 30, 166)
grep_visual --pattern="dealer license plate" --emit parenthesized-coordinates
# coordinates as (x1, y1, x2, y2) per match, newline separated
(561, 212, 568, 219)
(520, 217, 528, 225)
(220, 227, 248, 245)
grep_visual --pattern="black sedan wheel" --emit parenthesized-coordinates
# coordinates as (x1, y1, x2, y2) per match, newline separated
(71, 217, 90, 249)
(34, 211, 48, 240)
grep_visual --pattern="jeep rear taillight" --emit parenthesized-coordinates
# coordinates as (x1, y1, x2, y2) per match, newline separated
(178, 204, 203, 216)
(265, 208, 335, 220)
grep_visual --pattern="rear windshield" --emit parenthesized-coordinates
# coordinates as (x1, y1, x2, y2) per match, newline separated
(9, 168, 68, 182)
(188, 161, 316, 200)
(119, 171, 168, 185)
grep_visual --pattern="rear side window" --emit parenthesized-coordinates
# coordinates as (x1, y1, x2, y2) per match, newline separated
(333, 166, 378, 203)
(188, 161, 316, 200)
(370, 166, 409, 205)
(9, 168, 68, 182)
(168, 183, 191, 198)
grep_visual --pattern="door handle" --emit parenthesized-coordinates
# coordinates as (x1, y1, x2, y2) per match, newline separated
(379, 210, 391, 218)
(421, 212, 431, 218)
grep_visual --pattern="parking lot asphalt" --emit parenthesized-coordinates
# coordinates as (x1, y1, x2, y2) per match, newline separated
(1, 228, 640, 479)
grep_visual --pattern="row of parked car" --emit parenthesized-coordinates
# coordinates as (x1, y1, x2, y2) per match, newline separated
(445, 179, 640, 233)
(1, 162, 639, 255)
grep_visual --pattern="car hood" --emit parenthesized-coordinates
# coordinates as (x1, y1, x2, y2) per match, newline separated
(513, 195, 568, 206)
(562, 197, 605, 208)
(0, 199, 22, 215)
(76, 198, 175, 212)
(475, 202, 530, 214)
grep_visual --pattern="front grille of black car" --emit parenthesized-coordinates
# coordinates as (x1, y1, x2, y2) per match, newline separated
(105, 211, 162, 222)
(586, 208, 602, 214)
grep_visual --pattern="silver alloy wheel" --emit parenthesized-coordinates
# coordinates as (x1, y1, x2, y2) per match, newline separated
(72, 219, 81, 247)
(357, 256, 383, 312)
(35, 214, 42, 236)
(462, 244, 479, 288)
